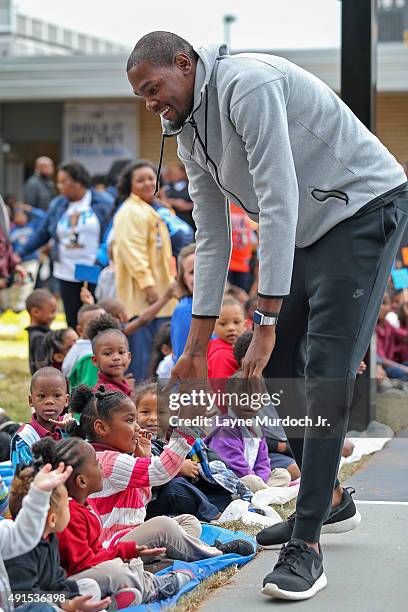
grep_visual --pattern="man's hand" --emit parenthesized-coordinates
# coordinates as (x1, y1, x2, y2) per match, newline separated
(241, 326, 276, 378)
(170, 354, 208, 383)
(144, 286, 159, 305)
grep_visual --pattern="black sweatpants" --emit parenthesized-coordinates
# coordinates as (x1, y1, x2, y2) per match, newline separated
(263, 188, 408, 542)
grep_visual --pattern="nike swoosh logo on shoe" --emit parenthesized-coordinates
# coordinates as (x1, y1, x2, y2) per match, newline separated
(310, 560, 321, 580)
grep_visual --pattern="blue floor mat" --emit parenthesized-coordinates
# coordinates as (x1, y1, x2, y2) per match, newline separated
(0, 461, 14, 489)
(121, 524, 256, 611)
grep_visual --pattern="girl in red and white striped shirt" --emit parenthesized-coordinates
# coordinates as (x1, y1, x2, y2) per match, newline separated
(67, 385, 253, 561)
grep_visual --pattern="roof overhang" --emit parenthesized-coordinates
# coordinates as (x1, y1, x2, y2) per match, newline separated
(0, 43, 407, 102)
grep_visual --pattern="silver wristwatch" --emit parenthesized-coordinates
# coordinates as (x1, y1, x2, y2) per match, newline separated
(253, 310, 279, 326)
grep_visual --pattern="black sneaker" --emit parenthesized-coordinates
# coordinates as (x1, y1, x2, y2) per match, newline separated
(262, 539, 327, 601)
(214, 538, 255, 556)
(256, 487, 361, 548)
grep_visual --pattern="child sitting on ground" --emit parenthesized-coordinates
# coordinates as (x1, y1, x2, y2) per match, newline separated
(87, 313, 132, 396)
(36, 328, 79, 371)
(135, 382, 226, 523)
(205, 374, 293, 492)
(66, 385, 253, 560)
(11, 367, 71, 469)
(233, 331, 301, 482)
(0, 461, 74, 612)
(150, 322, 174, 381)
(6, 458, 109, 611)
(33, 437, 194, 609)
(25, 289, 58, 375)
(135, 383, 254, 520)
(62, 304, 105, 387)
(0, 409, 20, 462)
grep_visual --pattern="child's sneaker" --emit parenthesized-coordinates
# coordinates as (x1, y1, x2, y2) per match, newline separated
(153, 569, 194, 600)
(214, 538, 255, 556)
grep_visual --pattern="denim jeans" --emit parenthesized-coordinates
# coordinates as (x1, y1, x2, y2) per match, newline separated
(127, 317, 170, 382)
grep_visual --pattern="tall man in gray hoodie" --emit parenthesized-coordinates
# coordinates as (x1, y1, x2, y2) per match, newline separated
(127, 31, 408, 601)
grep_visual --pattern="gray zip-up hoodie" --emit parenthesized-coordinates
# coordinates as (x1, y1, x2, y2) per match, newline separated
(161, 44, 406, 316)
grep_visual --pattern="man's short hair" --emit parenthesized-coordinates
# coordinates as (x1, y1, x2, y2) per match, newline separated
(25, 289, 53, 313)
(127, 31, 196, 72)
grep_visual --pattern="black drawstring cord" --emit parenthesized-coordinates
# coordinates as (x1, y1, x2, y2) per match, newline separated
(204, 85, 209, 163)
(155, 134, 166, 195)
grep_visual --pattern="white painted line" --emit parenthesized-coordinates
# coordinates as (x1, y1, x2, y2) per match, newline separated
(355, 500, 408, 506)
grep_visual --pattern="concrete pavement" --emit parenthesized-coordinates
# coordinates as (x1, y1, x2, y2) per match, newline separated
(200, 435, 408, 611)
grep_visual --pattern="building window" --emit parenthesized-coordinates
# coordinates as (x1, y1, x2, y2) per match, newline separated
(48, 24, 58, 43)
(78, 34, 86, 51)
(63, 29, 72, 47)
(31, 19, 42, 40)
(379, 0, 406, 8)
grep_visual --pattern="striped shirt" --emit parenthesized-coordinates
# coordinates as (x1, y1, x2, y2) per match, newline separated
(89, 432, 193, 548)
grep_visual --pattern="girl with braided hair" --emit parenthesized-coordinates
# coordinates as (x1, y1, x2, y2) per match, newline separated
(86, 313, 132, 396)
(31, 437, 194, 610)
(66, 384, 254, 561)
(35, 328, 78, 371)
(0, 459, 106, 612)
(6, 453, 109, 612)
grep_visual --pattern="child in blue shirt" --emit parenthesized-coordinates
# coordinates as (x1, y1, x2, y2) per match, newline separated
(9, 205, 46, 312)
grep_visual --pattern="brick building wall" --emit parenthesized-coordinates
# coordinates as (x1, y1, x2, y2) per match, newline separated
(377, 93, 408, 170)
(139, 103, 178, 165)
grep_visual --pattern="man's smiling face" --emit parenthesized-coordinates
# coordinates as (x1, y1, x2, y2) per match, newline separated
(128, 54, 196, 131)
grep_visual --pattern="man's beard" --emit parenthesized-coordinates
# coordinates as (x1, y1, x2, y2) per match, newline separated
(169, 112, 187, 131)
(168, 101, 193, 131)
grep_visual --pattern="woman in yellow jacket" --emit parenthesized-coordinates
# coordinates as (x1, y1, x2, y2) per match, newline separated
(113, 160, 177, 380)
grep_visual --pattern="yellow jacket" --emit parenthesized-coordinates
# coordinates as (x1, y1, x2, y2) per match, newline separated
(113, 194, 177, 318)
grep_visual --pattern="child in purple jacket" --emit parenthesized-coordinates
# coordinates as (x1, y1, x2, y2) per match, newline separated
(205, 374, 291, 492)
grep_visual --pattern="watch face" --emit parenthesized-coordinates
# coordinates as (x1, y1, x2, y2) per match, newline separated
(253, 310, 277, 326)
(253, 311, 263, 325)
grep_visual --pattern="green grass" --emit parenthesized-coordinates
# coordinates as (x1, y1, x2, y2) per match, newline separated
(0, 356, 31, 422)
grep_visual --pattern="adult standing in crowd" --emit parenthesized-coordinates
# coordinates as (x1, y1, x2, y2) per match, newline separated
(127, 32, 408, 601)
(23, 156, 56, 212)
(0, 194, 26, 297)
(15, 161, 113, 328)
(113, 160, 177, 381)
(161, 161, 195, 230)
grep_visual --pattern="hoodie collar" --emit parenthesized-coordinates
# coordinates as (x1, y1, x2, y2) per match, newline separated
(161, 43, 228, 137)
(154, 43, 228, 195)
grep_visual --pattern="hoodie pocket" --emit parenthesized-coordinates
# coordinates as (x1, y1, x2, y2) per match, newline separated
(380, 200, 398, 243)
(310, 188, 349, 206)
